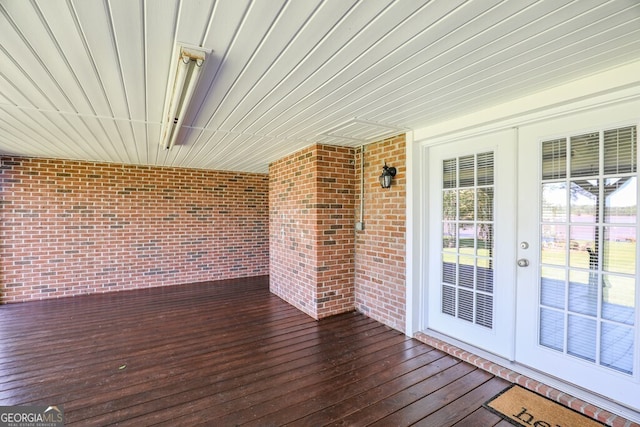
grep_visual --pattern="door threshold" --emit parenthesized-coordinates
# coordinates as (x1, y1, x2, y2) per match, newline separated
(414, 330, 640, 426)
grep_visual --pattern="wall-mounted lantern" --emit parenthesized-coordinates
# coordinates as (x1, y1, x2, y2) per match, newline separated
(379, 162, 397, 189)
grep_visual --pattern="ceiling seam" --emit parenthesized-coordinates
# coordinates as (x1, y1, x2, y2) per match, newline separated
(30, 0, 110, 160)
(215, 0, 325, 132)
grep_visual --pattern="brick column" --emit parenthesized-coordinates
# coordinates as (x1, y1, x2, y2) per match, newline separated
(269, 135, 406, 329)
(269, 144, 355, 319)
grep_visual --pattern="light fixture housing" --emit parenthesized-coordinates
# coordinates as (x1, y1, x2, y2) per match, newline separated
(379, 162, 397, 188)
(159, 44, 207, 150)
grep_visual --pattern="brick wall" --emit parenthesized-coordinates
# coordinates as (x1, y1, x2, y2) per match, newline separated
(315, 145, 356, 318)
(269, 137, 405, 329)
(0, 157, 269, 303)
(269, 144, 355, 319)
(354, 135, 406, 331)
(269, 146, 318, 318)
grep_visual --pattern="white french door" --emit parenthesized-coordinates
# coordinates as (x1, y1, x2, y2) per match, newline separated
(425, 110, 640, 412)
(516, 117, 640, 410)
(516, 114, 640, 411)
(427, 129, 517, 358)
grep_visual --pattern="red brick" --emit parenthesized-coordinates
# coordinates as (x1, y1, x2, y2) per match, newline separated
(269, 135, 406, 329)
(0, 157, 269, 303)
(269, 144, 356, 319)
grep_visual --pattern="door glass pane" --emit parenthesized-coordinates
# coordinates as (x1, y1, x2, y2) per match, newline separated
(459, 256, 475, 288)
(542, 183, 567, 222)
(570, 132, 599, 177)
(540, 308, 564, 351)
(570, 180, 598, 222)
(443, 159, 457, 189)
(542, 138, 567, 180)
(603, 227, 636, 274)
(442, 222, 458, 249)
(459, 190, 475, 220)
(604, 177, 636, 223)
(442, 285, 455, 316)
(458, 289, 474, 322)
(477, 152, 494, 185)
(459, 155, 475, 187)
(477, 188, 493, 221)
(443, 222, 456, 250)
(567, 315, 597, 362)
(477, 262, 493, 293)
(604, 126, 637, 174)
(569, 225, 596, 268)
(442, 258, 456, 285)
(459, 224, 474, 249)
(569, 270, 598, 316)
(603, 275, 635, 325)
(540, 267, 565, 309)
(541, 224, 566, 266)
(477, 224, 493, 256)
(476, 293, 493, 328)
(601, 323, 634, 374)
(441, 152, 495, 329)
(539, 126, 637, 375)
(443, 190, 457, 220)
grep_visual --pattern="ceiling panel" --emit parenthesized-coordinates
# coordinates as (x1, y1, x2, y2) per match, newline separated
(238, 0, 404, 136)
(277, 0, 505, 140)
(109, 0, 146, 122)
(192, 0, 289, 131)
(218, 0, 367, 135)
(36, 1, 113, 117)
(1, 0, 639, 173)
(269, 0, 490, 138)
(3, 2, 88, 114)
(205, 0, 324, 132)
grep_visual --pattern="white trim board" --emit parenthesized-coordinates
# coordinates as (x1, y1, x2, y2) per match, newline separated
(412, 60, 640, 146)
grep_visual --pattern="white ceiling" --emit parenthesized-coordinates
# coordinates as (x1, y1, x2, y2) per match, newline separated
(1, 0, 640, 173)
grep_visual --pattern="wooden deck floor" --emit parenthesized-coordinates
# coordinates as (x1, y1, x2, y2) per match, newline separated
(0, 276, 511, 426)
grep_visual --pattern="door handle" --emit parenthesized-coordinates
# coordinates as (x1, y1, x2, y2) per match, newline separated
(517, 258, 530, 267)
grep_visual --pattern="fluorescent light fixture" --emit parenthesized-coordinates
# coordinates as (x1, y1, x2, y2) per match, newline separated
(160, 44, 207, 150)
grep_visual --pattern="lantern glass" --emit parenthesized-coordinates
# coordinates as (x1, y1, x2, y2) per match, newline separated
(380, 172, 392, 188)
(379, 164, 396, 188)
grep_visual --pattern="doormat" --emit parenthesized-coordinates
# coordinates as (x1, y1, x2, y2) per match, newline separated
(484, 385, 605, 427)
